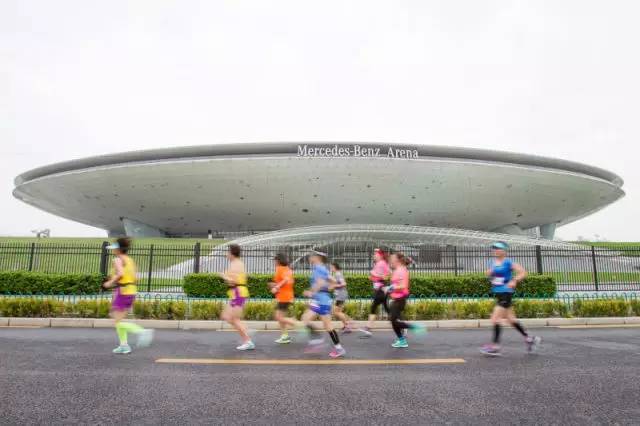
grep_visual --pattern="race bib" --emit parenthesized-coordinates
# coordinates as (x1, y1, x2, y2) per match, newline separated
(491, 277, 505, 286)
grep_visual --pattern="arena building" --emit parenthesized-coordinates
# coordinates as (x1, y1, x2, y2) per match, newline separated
(13, 142, 624, 246)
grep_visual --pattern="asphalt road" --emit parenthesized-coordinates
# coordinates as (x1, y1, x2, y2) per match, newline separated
(1, 325, 639, 425)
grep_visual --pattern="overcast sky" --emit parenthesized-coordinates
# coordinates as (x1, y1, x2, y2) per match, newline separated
(1, 0, 638, 240)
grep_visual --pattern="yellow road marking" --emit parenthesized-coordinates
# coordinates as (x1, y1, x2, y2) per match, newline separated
(156, 358, 465, 365)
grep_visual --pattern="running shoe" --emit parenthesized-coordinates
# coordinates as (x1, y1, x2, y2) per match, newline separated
(391, 338, 409, 348)
(136, 329, 154, 348)
(236, 341, 256, 351)
(341, 325, 353, 334)
(526, 335, 542, 353)
(329, 347, 346, 358)
(480, 344, 501, 356)
(358, 327, 373, 338)
(112, 344, 132, 354)
(274, 335, 292, 344)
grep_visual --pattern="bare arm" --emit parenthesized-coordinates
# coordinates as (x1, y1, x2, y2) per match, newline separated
(508, 263, 527, 288)
(104, 257, 124, 288)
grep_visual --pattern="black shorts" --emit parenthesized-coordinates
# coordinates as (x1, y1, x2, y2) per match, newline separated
(388, 297, 407, 321)
(495, 293, 513, 309)
(335, 300, 346, 307)
(276, 302, 292, 312)
(370, 288, 389, 314)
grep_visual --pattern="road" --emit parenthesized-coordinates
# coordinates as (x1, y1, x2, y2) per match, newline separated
(1, 325, 639, 425)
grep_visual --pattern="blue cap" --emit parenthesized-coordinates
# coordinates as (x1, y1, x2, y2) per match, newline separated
(491, 241, 509, 250)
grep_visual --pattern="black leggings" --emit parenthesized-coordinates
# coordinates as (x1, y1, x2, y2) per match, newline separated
(370, 288, 390, 315)
(389, 297, 410, 338)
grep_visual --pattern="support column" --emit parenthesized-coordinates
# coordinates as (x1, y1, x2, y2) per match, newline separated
(539, 223, 557, 240)
(121, 218, 166, 238)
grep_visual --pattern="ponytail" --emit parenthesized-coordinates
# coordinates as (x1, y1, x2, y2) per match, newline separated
(394, 252, 412, 266)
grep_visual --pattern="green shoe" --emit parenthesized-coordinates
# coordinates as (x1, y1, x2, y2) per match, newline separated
(112, 344, 132, 354)
(275, 335, 292, 344)
(391, 338, 409, 348)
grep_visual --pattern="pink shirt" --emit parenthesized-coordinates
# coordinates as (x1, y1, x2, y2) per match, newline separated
(390, 266, 410, 299)
(370, 260, 390, 289)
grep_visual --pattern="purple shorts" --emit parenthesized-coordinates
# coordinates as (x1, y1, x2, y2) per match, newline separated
(230, 296, 247, 308)
(111, 288, 136, 311)
(228, 287, 247, 308)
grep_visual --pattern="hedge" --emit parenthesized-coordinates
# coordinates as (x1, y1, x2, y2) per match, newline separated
(1, 297, 638, 320)
(183, 273, 556, 298)
(0, 271, 103, 295)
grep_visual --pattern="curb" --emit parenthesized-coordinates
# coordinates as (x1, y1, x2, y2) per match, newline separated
(2, 317, 640, 329)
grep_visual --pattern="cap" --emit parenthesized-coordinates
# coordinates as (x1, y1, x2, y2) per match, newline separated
(106, 242, 120, 250)
(310, 249, 328, 257)
(491, 241, 509, 250)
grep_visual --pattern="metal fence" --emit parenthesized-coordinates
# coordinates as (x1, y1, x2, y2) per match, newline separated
(1, 241, 640, 292)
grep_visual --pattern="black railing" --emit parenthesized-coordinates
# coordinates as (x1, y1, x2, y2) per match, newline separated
(1, 241, 640, 293)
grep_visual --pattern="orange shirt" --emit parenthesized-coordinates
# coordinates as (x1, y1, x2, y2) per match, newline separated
(273, 266, 294, 303)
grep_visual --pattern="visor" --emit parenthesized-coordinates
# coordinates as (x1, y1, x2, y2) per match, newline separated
(106, 242, 120, 250)
(491, 242, 509, 250)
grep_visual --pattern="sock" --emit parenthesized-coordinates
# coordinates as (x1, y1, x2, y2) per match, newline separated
(493, 324, 501, 344)
(282, 330, 289, 337)
(334, 344, 343, 350)
(119, 321, 144, 335)
(328, 329, 340, 345)
(512, 321, 528, 337)
(116, 323, 128, 345)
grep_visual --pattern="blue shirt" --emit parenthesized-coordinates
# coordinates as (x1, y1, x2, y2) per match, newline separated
(311, 264, 332, 305)
(489, 258, 514, 294)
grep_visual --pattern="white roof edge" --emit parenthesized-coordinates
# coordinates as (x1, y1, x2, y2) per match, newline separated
(14, 142, 624, 187)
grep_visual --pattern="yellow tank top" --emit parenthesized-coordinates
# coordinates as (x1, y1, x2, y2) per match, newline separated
(225, 262, 249, 299)
(111, 255, 137, 295)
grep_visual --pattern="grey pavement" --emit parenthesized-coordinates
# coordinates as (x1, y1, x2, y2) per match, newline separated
(1, 326, 639, 425)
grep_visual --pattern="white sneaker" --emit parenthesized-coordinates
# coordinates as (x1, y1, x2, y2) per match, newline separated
(236, 341, 256, 351)
(112, 344, 131, 354)
(136, 329, 154, 348)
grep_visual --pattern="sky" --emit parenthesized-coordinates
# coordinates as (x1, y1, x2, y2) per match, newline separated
(1, 0, 639, 240)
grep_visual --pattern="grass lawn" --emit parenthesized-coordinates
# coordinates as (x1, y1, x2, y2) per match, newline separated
(0, 237, 224, 276)
(548, 271, 640, 283)
(0, 237, 225, 246)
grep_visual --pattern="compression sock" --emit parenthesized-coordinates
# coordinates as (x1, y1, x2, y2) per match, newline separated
(119, 321, 144, 335)
(493, 324, 502, 344)
(512, 321, 528, 337)
(116, 323, 128, 345)
(328, 329, 340, 345)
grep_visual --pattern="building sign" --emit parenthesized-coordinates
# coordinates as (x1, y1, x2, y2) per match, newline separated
(297, 144, 419, 159)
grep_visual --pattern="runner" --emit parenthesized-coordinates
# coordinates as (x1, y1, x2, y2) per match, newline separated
(330, 262, 353, 333)
(359, 248, 390, 337)
(481, 242, 542, 356)
(387, 252, 425, 348)
(101, 237, 153, 354)
(301, 250, 346, 358)
(269, 253, 297, 344)
(220, 244, 255, 351)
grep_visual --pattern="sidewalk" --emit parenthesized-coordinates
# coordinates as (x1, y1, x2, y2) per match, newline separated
(3, 317, 640, 329)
